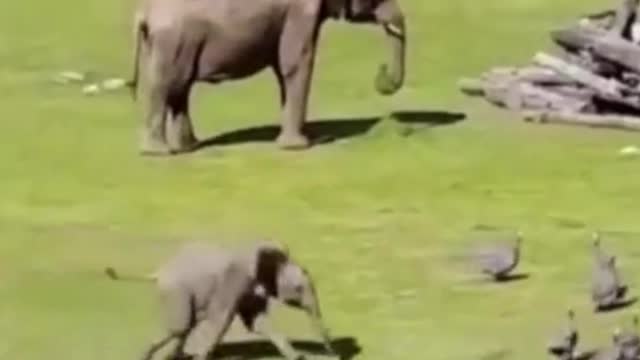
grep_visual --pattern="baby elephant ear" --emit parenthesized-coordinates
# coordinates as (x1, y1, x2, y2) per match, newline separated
(254, 243, 290, 295)
(324, 0, 346, 19)
(258, 240, 289, 258)
(345, 0, 377, 20)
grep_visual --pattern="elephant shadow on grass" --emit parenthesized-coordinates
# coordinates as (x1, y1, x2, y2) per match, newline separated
(211, 336, 362, 360)
(198, 110, 467, 149)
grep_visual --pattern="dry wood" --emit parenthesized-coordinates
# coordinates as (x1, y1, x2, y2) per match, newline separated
(547, 85, 596, 102)
(460, 77, 592, 112)
(534, 52, 640, 111)
(522, 110, 640, 131)
(505, 82, 592, 112)
(560, 48, 619, 76)
(551, 23, 604, 52)
(581, 9, 616, 22)
(552, 23, 640, 74)
(533, 52, 622, 96)
(458, 78, 486, 96)
(460, 2, 640, 121)
(611, 0, 639, 37)
(459, 75, 515, 106)
(482, 66, 575, 85)
(483, 81, 512, 108)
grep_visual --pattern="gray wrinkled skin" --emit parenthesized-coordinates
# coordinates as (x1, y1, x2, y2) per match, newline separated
(129, 0, 406, 155)
(105, 241, 332, 360)
(473, 231, 522, 281)
(548, 310, 579, 360)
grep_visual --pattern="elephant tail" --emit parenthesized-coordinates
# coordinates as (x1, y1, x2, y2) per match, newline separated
(104, 266, 157, 283)
(126, 15, 150, 101)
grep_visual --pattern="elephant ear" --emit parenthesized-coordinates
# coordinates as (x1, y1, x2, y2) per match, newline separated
(324, 0, 346, 19)
(346, 0, 377, 21)
(254, 242, 290, 297)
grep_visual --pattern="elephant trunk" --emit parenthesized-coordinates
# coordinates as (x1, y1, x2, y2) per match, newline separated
(305, 284, 334, 354)
(374, 0, 406, 96)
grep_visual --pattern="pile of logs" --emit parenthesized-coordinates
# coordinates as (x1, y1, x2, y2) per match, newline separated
(460, 0, 640, 132)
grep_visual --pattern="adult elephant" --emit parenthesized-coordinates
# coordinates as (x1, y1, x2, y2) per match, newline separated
(129, 0, 406, 155)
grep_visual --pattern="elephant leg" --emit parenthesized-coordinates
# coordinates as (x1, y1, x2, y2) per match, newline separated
(190, 305, 236, 360)
(276, 0, 322, 150)
(272, 64, 287, 107)
(165, 32, 202, 154)
(151, 287, 195, 360)
(251, 313, 304, 360)
(166, 86, 199, 154)
(140, 333, 176, 360)
(140, 39, 172, 156)
(140, 78, 171, 155)
(163, 334, 188, 360)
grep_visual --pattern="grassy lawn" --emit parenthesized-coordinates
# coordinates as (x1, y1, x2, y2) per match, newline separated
(2, 0, 640, 359)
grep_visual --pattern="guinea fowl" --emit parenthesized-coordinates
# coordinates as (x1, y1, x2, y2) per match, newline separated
(613, 316, 640, 360)
(548, 309, 579, 360)
(474, 231, 523, 281)
(592, 232, 614, 266)
(591, 253, 629, 311)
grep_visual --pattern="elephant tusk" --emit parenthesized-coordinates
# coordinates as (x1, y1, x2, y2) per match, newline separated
(384, 23, 404, 38)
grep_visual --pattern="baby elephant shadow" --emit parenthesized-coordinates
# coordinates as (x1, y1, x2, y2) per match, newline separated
(212, 336, 362, 360)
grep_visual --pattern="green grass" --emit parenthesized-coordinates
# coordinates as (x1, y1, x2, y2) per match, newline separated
(2, 0, 640, 359)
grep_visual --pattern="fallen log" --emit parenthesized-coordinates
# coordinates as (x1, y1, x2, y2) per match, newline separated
(551, 23, 605, 52)
(611, 0, 639, 37)
(458, 78, 486, 96)
(532, 52, 640, 112)
(481, 66, 575, 85)
(482, 80, 512, 108)
(560, 48, 619, 76)
(547, 85, 596, 102)
(533, 52, 622, 96)
(581, 9, 616, 23)
(460, 1, 640, 122)
(504, 82, 593, 112)
(522, 110, 640, 131)
(459, 75, 592, 112)
(551, 23, 640, 74)
(458, 65, 578, 98)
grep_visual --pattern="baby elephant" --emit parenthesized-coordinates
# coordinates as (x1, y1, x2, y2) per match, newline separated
(105, 241, 333, 360)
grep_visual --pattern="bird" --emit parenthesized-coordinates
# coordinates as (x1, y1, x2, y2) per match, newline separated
(613, 315, 640, 360)
(592, 232, 614, 266)
(591, 253, 628, 311)
(548, 309, 580, 360)
(473, 230, 523, 281)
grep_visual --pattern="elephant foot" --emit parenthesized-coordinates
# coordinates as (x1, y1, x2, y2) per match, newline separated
(139, 136, 172, 156)
(276, 131, 310, 150)
(167, 122, 200, 154)
(169, 137, 200, 155)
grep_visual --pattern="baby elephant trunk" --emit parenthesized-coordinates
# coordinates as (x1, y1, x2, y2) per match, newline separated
(304, 284, 334, 354)
(374, 0, 406, 95)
